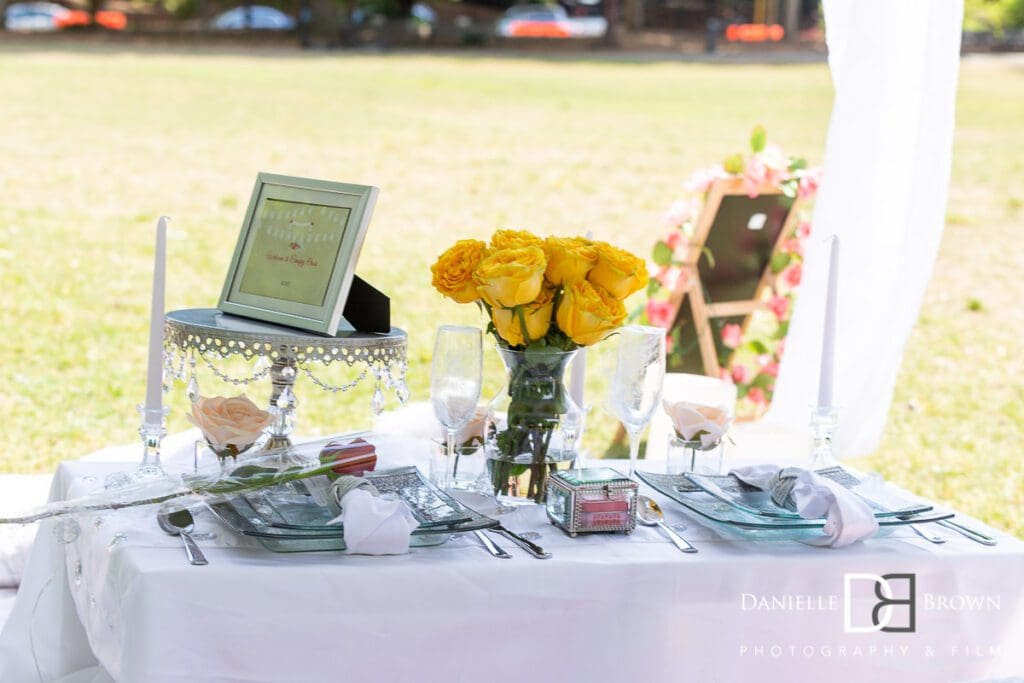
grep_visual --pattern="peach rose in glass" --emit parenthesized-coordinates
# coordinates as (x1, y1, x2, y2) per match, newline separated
(430, 239, 488, 304)
(588, 241, 649, 300)
(663, 400, 731, 449)
(188, 395, 272, 457)
(474, 246, 547, 309)
(491, 286, 554, 347)
(556, 279, 626, 346)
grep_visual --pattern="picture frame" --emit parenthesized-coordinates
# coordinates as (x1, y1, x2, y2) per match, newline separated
(666, 177, 804, 377)
(218, 173, 379, 336)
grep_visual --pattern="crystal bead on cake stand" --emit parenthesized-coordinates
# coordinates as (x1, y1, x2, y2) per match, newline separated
(164, 308, 408, 461)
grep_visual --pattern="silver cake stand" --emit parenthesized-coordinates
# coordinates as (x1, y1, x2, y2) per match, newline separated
(164, 308, 408, 453)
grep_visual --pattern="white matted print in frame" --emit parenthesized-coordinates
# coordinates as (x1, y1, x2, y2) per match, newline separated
(218, 173, 378, 336)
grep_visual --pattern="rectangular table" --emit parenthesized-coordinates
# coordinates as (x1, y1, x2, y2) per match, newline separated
(1, 437, 1022, 683)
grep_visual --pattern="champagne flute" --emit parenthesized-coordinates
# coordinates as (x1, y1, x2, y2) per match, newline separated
(609, 325, 666, 478)
(431, 325, 483, 490)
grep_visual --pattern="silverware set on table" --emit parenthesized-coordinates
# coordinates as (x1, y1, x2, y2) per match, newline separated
(156, 505, 555, 564)
(473, 526, 552, 559)
(629, 496, 1000, 553)
(156, 499, 997, 566)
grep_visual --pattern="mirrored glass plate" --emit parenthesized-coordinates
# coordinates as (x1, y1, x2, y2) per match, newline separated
(235, 466, 474, 532)
(637, 471, 953, 540)
(684, 465, 932, 520)
(208, 498, 459, 553)
(207, 466, 498, 552)
(209, 500, 351, 553)
(365, 467, 476, 527)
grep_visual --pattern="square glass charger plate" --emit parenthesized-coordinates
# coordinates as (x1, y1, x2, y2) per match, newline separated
(684, 466, 932, 520)
(207, 466, 498, 553)
(637, 470, 954, 542)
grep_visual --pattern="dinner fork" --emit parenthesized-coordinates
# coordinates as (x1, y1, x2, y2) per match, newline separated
(473, 530, 511, 558)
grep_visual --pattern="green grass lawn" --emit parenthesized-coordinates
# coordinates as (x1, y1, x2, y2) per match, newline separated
(0, 46, 1020, 535)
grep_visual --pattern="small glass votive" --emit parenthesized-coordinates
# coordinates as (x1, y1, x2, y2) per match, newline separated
(193, 441, 241, 477)
(430, 440, 484, 491)
(545, 468, 637, 537)
(667, 436, 724, 475)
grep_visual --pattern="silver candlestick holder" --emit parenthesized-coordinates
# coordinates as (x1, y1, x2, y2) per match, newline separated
(136, 405, 170, 479)
(809, 405, 838, 469)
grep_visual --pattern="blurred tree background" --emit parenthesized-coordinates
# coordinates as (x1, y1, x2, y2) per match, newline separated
(964, 0, 1024, 33)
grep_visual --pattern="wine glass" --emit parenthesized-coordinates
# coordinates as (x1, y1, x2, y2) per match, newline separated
(431, 325, 483, 490)
(609, 325, 666, 478)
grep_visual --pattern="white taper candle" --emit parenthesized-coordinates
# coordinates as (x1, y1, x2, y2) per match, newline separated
(569, 230, 593, 409)
(818, 235, 839, 407)
(144, 216, 168, 424)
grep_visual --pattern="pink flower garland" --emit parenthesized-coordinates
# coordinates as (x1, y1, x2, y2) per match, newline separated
(638, 127, 821, 419)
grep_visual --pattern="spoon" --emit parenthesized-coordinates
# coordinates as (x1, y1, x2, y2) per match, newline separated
(158, 509, 209, 566)
(905, 522, 947, 544)
(636, 495, 698, 554)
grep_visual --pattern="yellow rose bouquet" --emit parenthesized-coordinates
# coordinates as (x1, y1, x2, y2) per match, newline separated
(431, 229, 648, 502)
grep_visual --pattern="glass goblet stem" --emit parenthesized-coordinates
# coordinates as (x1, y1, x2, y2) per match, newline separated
(445, 427, 458, 490)
(627, 427, 642, 478)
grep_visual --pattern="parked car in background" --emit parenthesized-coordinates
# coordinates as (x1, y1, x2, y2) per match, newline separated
(496, 5, 570, 38)
(563, 0, 606, 38)
(4, 2, 66, 31)
(565, 13, 606, 37)
(55, 8, 126, 30)
(495, 3, 606, 39)
(210, 5, 296, 30)
(3, 1, 125, 30)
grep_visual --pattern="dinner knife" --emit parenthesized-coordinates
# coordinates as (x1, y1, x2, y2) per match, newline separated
(936, 519, 999, 546)
(489, 526, 552, 559)
(473, 530, 512, 558)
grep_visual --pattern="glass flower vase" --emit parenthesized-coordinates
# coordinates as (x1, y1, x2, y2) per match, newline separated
(193, 440, 260, 477)
(483, 348, 582, 504)
(666, 435, 724, 475)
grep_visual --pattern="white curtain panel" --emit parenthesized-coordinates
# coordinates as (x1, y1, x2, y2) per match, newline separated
(767, 0, 964, 456)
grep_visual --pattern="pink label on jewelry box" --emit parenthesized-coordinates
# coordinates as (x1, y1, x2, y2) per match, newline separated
(580, 511, 630, 527)
(579, 497, 629, 513)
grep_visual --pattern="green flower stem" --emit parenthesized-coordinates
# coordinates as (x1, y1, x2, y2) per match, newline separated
(0, 456, 352, 526)
(490, 349, 574, 504)
(515, 305, 532, 346)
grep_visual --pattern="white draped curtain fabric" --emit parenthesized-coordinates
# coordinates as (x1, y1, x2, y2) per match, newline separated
(766, 0, 964, 457)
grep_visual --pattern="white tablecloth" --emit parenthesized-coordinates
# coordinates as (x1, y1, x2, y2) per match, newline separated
(1, 435, 1022, 683)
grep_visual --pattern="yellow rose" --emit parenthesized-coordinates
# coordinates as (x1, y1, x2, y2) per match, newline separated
(474, 246, 547, 308)
(587, 241, 649, 299)
(491, 286, 554, 347)
(490, 229, 544, 250)
(543, 236, 598, 286)
(556, 280, 626, 346)
(430, 239, 488, 304)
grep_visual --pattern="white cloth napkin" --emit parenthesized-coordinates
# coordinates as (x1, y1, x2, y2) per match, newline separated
(328, 479, 418, 555)
(730, 464, 879, 548)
